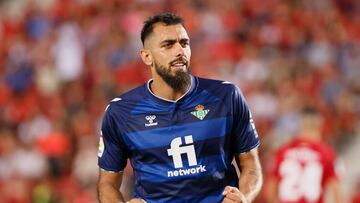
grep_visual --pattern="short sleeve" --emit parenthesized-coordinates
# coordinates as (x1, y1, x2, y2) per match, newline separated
(98, 107, 129, 172)
(231, 85, 260, 154)
(323, 149, 340, 182)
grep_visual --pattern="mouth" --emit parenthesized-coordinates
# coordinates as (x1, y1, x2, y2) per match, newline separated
(170, 59, 188, 71)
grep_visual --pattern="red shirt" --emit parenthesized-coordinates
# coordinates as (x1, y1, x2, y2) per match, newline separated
(270, 137, 338, 203)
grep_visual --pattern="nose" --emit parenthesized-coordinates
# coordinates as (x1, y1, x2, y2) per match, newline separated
(174, 42, 185, 57)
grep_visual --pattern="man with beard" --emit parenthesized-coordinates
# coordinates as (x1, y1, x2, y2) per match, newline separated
(97, 13, 262, 203)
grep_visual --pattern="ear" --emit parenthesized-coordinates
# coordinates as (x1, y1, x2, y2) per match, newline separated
(140, 49, 153, 66)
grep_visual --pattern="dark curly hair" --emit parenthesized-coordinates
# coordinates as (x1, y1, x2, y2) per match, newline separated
(140, 12, 184, 46)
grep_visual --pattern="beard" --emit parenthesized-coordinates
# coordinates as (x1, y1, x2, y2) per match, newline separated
(154, 60, 191, 92)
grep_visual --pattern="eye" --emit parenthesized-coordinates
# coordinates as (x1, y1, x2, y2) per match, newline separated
(163, 43, 173, 49)
(180, 41, 189, 47)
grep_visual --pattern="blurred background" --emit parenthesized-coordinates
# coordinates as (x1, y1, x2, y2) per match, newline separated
(0, 0, 359, 202)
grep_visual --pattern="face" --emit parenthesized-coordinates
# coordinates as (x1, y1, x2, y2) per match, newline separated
(141, 23, 192, 91)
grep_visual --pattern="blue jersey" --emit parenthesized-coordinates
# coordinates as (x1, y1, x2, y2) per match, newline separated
(98, 76, 260, 203)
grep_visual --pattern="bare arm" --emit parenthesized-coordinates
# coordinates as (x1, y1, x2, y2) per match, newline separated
(97, 169, 125, 203)
(266, 176, 279, 203)
(327, 178, 343, 203)
(235, 147, 263, 202)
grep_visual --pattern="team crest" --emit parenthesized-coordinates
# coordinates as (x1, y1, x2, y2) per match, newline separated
(191, 105, 210, 120)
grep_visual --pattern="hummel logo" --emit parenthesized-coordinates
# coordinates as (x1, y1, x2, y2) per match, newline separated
(145, 115, 158, 127)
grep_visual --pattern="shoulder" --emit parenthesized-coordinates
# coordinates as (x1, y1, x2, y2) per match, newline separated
(274, 139, 298, 157)
(196, 77, 240, 95)
(104, 83, 147, 115)
(274, 142, 291, 157)
(314, 141, 337, 160)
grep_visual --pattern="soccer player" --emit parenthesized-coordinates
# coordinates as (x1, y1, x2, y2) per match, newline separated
(97, 13, 262, 203)
(267, 106, 343, 203)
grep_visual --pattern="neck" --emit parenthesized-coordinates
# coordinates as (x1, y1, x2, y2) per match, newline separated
(150, 74, 191, 101)
(299, 130, 321, 141)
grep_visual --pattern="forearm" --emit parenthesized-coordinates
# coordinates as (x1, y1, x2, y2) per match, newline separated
(238, 166, 263, 202)
(328, 178, 343, 203)
(98, 181, 125, 203)
(98, 169, 126, 203)
(266, 178, 279, 203)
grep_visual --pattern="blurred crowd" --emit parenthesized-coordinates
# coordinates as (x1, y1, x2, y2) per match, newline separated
(0, 0, 359, 202)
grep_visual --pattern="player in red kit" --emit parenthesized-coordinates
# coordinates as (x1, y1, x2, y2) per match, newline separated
(267, 107, 343, 203)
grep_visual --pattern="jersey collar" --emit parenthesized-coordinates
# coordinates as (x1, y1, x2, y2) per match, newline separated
(146, 75, 197, 105)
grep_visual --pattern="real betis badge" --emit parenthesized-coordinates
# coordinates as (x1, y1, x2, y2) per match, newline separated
(191, 105, 210, 120)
